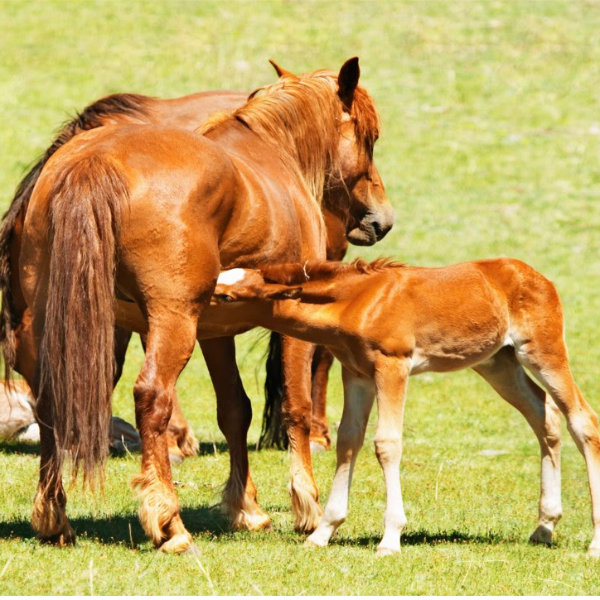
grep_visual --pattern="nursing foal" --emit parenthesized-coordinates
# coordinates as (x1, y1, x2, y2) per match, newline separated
(211, 258, 600, 556)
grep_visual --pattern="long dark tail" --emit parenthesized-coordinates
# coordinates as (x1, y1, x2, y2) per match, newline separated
(0, 93, 150, 381)
(259, 332, 289, 449)
(38, 155, 126, 484)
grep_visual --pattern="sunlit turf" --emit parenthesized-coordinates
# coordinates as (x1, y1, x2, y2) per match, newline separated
(1, 0, 600, 594)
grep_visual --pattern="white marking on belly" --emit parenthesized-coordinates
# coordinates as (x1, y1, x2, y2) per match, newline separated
(217, 268, 247, 286)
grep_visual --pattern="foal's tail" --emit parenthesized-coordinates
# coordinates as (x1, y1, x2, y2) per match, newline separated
(39, 155, 126, 485)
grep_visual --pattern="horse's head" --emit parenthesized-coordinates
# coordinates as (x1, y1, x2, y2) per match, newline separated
(242, 58, 394, 248)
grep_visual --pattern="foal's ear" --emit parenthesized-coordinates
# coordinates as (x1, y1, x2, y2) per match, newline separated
(264, 286, 303, 301)
(338, 57, 360, 110)
(269, 59, 296, 79)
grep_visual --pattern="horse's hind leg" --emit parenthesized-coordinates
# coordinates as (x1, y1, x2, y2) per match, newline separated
(131, 308, 199, 554)
(305, 368, 375, 548)
(473, 346, 563, 544)
(201, 337, 270, 530)
(31, 385, 76, 546)
(138, 332, 199, 464)
(309, 345, 334, 453)
(516, 337, 600, 556)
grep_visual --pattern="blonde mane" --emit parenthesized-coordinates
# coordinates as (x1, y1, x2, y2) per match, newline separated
(198, 69, 380, 204)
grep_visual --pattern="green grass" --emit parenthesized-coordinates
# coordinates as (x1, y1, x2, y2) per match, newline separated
(2, 0, 600, 594)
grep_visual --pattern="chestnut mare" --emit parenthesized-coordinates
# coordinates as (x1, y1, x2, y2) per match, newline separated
(211, 258, 600, 556)
(19, 59, 385, 553)
(0, 80, 377, 460)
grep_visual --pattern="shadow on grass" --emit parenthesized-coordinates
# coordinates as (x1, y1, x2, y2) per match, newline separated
(0, 505, 233, 547)
(0, 440, 265, 458)
(0, 440, 40, 455)
(335, 529, 507, 549)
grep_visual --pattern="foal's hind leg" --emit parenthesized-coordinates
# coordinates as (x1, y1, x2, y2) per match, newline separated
(516, 338, 600, 556)
(131, 309, 199, 554)
(201, 337, 270, 530)
(473, 346, 563, 544)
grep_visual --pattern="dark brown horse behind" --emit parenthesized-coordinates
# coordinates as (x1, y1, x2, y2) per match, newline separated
(18, 59, 387, 553)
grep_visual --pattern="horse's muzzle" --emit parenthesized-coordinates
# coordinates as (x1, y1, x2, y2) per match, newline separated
(347, 208, 395, 246)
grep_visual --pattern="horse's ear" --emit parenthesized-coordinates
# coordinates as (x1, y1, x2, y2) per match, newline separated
(338, 57, 360, 110)
(269, 59, 296, 79)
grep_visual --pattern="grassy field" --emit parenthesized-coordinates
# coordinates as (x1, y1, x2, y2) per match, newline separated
(2, 0, 600, 594)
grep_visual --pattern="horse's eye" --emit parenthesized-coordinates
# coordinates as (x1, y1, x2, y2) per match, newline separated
(217, 294, 234, 303)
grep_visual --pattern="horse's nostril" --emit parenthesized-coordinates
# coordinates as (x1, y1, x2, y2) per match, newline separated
(372, 220, 383, 238)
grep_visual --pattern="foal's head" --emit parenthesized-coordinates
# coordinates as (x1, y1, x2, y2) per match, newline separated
(212, 268, 302, 307)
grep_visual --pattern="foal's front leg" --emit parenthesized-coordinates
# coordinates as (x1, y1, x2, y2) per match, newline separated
(305, 369, 375, 548)
(373, 355, 410, 555)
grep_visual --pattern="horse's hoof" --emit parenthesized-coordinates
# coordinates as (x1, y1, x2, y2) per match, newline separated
(236, 511, 272, 532)
(310, 441, 327, 455)
(159, 533, 194, 554)
(376, 546, 400, 557)
(303, 537, 325, 549)
(529, 525, 553, 546)
(39, 529, 77, 547)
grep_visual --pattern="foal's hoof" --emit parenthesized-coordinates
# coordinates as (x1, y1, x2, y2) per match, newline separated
(310, 441, 327, 455)
(376, 546, 400, 557)
(303, 538, 325, 549)
(159, 533, 195, 554)
(587, 544, 600, 559)
(529, 525, 553, 546)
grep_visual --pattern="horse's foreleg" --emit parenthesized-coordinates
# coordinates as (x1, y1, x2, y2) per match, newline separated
(281, 336, 322, 532)
(200, 337, 270, 531)
(305, 369, 375, 548)
(473, 346, 563, 545)
(310, 345, 334, 452)
(131, 310, 199, 554)
(138, 332, 198, 464)
(373, 355, 409, 556)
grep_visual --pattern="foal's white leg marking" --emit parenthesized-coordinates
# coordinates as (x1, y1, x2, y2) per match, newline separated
(305, 371, 375, 549)
(516, 341, 600, 556)
(472, 348, 563, 544)
(373, 356, 410, 556)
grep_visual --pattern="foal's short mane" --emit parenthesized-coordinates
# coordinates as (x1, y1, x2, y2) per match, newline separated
(260, 257, 404, 285)
(199, 69, 380, 203)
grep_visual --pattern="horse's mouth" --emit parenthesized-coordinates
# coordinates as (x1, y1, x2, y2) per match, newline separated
(346, 219, 390, 246)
